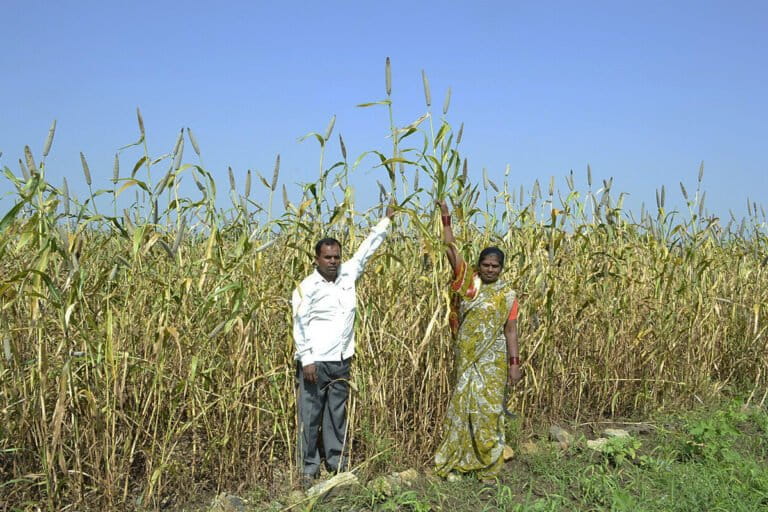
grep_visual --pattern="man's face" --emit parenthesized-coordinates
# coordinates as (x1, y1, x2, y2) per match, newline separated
(315, 243, 341, 281)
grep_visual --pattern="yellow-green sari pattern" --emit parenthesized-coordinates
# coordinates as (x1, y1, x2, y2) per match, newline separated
(434, 265, 516, 478)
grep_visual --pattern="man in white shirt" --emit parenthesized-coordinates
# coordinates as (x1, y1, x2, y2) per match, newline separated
(292, 203, 395, 486)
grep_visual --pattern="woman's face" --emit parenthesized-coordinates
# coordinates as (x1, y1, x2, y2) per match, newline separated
(478, 254, 502, 284)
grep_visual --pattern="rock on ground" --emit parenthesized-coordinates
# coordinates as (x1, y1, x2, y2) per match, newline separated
(520, 441, 539, 455)
(307, 471, 359, 498)
(368, 468, 420, 497)
(208, 492, 247, 512)
(603, 428, 630, 438)
(587, 438, 609, 451)
(627, 423, 654, 435)
(549, 425, 574, 448)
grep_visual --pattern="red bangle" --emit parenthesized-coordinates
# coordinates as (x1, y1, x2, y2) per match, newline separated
(441, 215, 451, 226)
(509, 356, 520, 366)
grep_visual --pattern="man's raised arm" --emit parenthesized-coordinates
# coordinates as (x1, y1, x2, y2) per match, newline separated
(346, 201, 396, 279)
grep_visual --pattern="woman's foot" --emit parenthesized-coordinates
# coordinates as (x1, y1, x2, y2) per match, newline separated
(446, 472, 462, 482)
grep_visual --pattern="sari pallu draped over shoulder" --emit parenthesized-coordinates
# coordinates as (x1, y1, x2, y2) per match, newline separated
(435, 262, 517, 478)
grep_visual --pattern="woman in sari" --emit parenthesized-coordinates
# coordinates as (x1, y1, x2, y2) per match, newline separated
(433, 200, 522, 481)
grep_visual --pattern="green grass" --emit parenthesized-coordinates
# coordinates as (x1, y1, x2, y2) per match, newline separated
(301, 400, 768, 512)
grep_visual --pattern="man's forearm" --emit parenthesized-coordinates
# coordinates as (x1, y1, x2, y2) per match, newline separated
(350, 217, 391, 273)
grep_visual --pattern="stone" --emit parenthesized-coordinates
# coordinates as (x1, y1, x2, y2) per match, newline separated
(630, 423, 654, 434)
(369, 468, 420, 496)
(307, 471, 359, 498)
(549, 425, 574, 447)
(503, 445, 515, 461)
(587, 438, 609, 451)
(603, 428, 630, 438)
(209, 492, 247, 512)
(520, 441, 539, 455)
(394, 468, 419, 486)
(369, 475, 395, 496)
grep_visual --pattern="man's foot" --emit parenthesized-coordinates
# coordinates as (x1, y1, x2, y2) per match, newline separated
(325, 460, 348, 475)
(300, 473, 316, 491)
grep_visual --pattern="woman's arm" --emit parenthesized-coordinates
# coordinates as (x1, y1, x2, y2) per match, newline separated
(437, 200, 463, 274)
(505, 318, 522, 384)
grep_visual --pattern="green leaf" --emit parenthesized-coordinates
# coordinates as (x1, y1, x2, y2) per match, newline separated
(109, 217, 129, 239)
(351, 150, 386, 171)
(132, 225, 147, 258)
(130, 156, 148, 178)
(433, 122, 450, 148)
(377, 157, 416, 168)
(117, 135, 145, 151)
(3, 166, 22, 186)
(116, 179, 150, 198)
(27, 269, 62, 306)
(329, 205, 345, 225)
(0, 202, 24, 234)
(298, 132, 325, 146)
(355, 99, 392, 108)
(398, 127, 418, 143)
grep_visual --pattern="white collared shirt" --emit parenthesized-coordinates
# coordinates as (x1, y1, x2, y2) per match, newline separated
(292, 218, 391, 365)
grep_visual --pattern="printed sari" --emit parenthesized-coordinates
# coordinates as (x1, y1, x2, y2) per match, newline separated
(434, 262, 517, 478)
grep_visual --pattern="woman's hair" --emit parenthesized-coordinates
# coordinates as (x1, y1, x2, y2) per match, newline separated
(478, 246, 505, 267)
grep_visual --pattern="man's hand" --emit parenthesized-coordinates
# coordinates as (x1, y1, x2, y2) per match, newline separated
(303, 363, 318, 384)
(508, 364, 522, 385)
(436, 199, 450, 216)
(385, 199, 396, 219)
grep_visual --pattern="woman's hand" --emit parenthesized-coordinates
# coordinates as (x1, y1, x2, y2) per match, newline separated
(508, 364, 522, 385)
(436, 198, 460, 272)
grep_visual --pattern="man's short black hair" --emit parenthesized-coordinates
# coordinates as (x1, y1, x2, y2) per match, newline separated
(315, 237, 341, 257)
(478, 246, 505, 267)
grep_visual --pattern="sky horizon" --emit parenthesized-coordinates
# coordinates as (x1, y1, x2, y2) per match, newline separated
(2, 1, 767, 225)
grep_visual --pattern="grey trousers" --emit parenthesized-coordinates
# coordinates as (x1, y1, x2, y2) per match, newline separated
(296, 358, 351, 476)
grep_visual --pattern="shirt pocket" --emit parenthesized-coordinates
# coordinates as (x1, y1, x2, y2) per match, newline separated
(338, 282, 357, 311)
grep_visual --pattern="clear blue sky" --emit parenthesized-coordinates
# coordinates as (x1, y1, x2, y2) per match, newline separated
(2, 0, 766, 222)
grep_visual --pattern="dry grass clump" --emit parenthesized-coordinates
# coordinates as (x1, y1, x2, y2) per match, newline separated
(1, 63, 766, 509)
